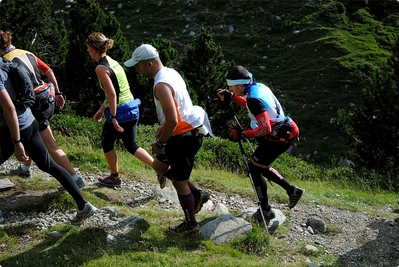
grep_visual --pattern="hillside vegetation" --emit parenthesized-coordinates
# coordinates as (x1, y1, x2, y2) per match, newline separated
(1, 2, 399, 266)
(2, 0, 398, 169)
(95, 0, 399, 165)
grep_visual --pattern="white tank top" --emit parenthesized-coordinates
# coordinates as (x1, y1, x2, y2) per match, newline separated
(153, 67, 212, 136)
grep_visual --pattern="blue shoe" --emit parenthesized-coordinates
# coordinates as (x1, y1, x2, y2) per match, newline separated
(58, 176, 86, 192)
(71, 202, 97, 225)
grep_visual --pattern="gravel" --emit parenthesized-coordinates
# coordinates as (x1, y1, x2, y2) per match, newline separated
(1, 159, 399, 266)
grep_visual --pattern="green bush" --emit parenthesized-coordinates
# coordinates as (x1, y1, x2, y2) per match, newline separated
(51, 113, 256, 174)
(51, 112, 103, 148)
(197, 136, 253, 174)
(51, 114, 397, 191)
(136, 124, 158, 149)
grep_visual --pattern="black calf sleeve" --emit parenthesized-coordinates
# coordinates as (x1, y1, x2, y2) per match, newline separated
(248, 162, 269, 210)
(262, 166, 292, 191)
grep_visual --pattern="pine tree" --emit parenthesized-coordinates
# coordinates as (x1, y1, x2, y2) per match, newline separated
(179, 26, 235, 137)
(59, 0, 130, 117)
(337, 43, 399, 185)
(0, 0, 68, 69)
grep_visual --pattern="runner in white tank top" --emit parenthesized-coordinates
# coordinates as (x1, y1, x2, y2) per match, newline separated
(153, 67, 209, 135)
(125, 44, 212, 237)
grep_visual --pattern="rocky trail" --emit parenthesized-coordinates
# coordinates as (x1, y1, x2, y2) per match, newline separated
(1, 159, 399, 267)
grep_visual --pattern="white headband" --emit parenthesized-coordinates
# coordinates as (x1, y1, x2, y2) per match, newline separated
(226, 72, 253, 86)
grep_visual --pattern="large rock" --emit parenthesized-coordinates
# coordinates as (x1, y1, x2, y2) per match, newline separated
(200, 214, 252, 245)
(240, 207, 287, 234)
(0, 178, 14, 190)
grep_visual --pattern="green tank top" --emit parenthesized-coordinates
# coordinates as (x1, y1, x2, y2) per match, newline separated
(98, 56, 133, 107)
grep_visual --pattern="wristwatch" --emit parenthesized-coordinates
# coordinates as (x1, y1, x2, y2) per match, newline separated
(11, 139, 21, 144)
(156, 139, 167, 149)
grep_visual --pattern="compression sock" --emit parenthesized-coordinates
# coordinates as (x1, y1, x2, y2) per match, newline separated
(248, 162, 269, 211)
(187, 181, 200, 196)
(262, 166, 291, 190)
(178, 192, 196, 223)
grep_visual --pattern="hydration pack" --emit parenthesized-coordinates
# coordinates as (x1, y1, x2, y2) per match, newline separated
(0, 57, 35, 109)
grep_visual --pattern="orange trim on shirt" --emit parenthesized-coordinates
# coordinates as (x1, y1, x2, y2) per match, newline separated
(172, 98, 195, 135)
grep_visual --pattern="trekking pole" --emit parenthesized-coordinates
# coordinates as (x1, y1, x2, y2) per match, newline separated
(216, 89, 255, 152)
(236, 133, 269, 234)
(234, 117, 255, 153)
(217, 89, 269, 233)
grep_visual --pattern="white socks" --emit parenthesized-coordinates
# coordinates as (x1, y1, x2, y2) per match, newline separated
(20, 164, 31, 172)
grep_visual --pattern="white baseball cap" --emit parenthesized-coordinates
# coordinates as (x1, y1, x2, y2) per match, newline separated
(124, 44, 159, 67)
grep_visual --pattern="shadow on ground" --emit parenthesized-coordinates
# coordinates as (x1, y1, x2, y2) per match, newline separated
(333, 219, 399, 267)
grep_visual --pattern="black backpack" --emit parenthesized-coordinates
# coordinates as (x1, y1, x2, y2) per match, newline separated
(0, 57, 35, 109)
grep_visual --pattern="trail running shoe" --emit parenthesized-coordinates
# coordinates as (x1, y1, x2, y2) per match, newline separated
(157, 173, 167, 189)
(287, 186, 304, 209)
(194, 190, 211, 214)
(252, 208, 276, 225)
(169, 220, 199, 236)
(10, 165, 32, 178)
(98, 174, 121, 187)
(58, 176, 86, 192)
(71, 202, 97, 225)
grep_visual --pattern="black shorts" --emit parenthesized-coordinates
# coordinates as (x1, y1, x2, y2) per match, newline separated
(156, 133, 203, 182)
(251, 139, 292, 166)
(31, 100, 55, 132)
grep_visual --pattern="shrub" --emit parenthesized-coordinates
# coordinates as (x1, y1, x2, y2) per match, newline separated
(51, 112, 103, 148)
(51, 113, 257, 174)
(196, 136, 253, 174)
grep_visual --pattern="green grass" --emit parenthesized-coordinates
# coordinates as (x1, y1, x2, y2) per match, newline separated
(1, 123, 398, 267)
(104, 0, 399, 166)
(2, 1, 399, 266)
(48, 0, 399, 167)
